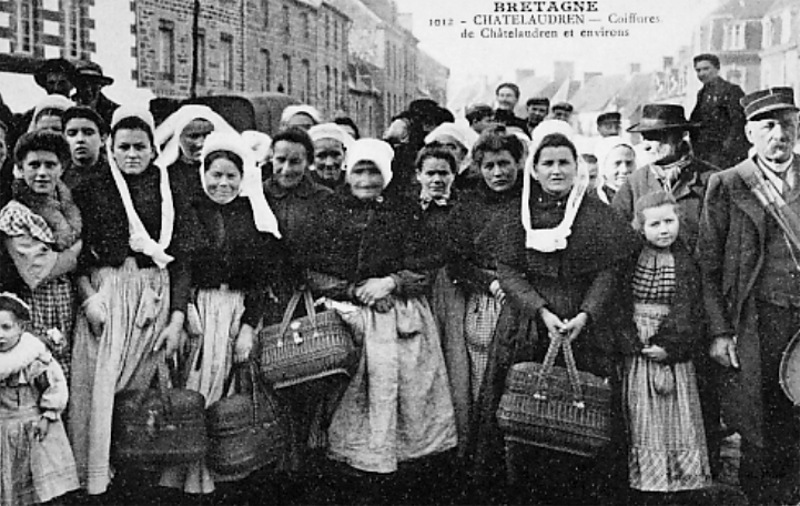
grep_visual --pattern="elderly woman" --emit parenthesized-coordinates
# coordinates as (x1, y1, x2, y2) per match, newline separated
(155, 105, 235, 208)
(297, 138, 456, 477)
(308, 123, 353, 190)
(28, 95, 74, 133)
(0, 131, 82, 383)
(68, 106, 190, 495)
(280, 104, 321, 131)
(441, 129, 523, 458)
(159, 131, 283, 494)
(594, 135, 636, 204)
(473, 126, 639, 504)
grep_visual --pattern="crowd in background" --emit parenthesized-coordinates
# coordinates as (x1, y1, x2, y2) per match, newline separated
(0, 52, 798, 506)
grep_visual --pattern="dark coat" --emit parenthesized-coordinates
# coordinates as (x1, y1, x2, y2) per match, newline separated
(689, 77, 748, 169)
(612, 156, 719, 252)
(696, 156, 800, 447)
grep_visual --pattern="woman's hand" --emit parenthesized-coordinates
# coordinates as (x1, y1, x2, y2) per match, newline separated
(642, 344, 668, 362)
(489, 280, 506, 304)
(154, 311, 185, 357)
(83, 292, 106, 337)
(355, 277, 397, 306)
(34, 416, 51, 441)
(710, 336, 740, 369)
(234, 324, 255, 363)
(539, 307, 566, 341)
(562, 312, 589, 343)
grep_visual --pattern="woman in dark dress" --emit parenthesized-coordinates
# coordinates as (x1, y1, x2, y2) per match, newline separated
(472, 124, 640, 505)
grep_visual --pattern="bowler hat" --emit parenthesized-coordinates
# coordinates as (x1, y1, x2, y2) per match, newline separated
(741, 87, 799, 120)
(597, 111, 621, 125)
(34, 58, 78, 89)
(627, 104, 698, 133)
(74, 60, 114, 86)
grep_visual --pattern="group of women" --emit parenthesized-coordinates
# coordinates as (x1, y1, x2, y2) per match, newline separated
(0, 96, 713, 505)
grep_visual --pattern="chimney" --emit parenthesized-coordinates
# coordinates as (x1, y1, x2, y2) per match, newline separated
(630, 62, 641, 74)
(516, 69, 536, 82)
(584, 71, 602, 83)
(663, 57, 674, 70)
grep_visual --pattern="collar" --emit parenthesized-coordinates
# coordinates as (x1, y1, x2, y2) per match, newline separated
(265, 173, 317, 199)
(756, 154, 795, 194)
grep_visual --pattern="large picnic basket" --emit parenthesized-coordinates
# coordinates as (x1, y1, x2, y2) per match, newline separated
(497, 335, 612, 458)
(259, 290, 357, 389)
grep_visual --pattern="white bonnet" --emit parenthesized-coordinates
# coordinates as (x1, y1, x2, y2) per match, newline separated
(344, 138, 395, 188)
(308, 122, 354, 150)
(281, 104, 322, 125)
(424, 122, 479, 152)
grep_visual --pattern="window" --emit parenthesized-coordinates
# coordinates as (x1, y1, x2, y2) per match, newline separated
(14, 1, 39, 54)
(261, 49, 271, 92)
(333, 67, 338, 110)
(221, 33, 234, 90)
(283, 54, 292, 95)
(262, 0, 269, 27)
(158, 20, 175, 82)
(66, 0, 84, 58)
(325, 66, 331, 111)
(197, 31, 206, 85)
(282, 5, 290, 37)
(325, 13, 330, 47)
(301, 12, 310, 40)
(302, 59, 311, 103)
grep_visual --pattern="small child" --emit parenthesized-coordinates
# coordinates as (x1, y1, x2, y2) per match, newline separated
(0, 292, 78, 504)
(626, 191, 711, 496)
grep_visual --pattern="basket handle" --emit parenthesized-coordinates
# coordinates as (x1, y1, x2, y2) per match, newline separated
(534, 334, 585, 404)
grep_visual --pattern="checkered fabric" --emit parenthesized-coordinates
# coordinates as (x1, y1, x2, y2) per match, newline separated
(464, 292, 501, 401)
(21, 277, 75, 384)
(0, 200, 55, 244)
(632, 248, 676, 306)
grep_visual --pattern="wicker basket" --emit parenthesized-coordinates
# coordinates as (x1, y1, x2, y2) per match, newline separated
(259, 290, 358, 389)
(497, 336, 612, 458)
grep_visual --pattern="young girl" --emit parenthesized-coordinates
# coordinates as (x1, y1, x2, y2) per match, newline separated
(0, 292, 78, 504)
(626, 191, 711, 498)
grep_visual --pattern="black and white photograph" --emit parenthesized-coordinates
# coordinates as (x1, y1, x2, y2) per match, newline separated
(0, 0, 798, 504)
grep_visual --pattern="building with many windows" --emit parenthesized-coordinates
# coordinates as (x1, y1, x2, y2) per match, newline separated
(759, 0, 800, 96)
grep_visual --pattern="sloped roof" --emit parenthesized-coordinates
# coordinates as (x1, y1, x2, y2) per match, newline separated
(614, 73, 658, 119)
(766, 0, 797, 12)
(569, 74, 628, 112)
(711, 0, 775, 19)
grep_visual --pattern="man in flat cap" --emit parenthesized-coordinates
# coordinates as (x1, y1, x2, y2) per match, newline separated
(551, 102, 574, 124)
(698, 87, 800, 504)
(465, 103, 495, 134)
(690, 53, 748, 169)
(73, 61, 119, 128)
(525, 97, 549, 133)
(596, 111, 622, 137)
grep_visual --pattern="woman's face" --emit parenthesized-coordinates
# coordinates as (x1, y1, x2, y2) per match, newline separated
(347, 161, 385, 201)
(416, 157, 454, 199)
(0, 310, 22, 353)
(479, 150, 520, 193)
(179, 118, 214, 162)
(272, 140, 309, 190)
(603, 145, 636, 189)
(113, 128, 154, 175)
(534, 146, 577, 197)
(35, 114, 63, 133)
(21, 150, 63, 195)
(313, 138, 345, 181)
(204, 156, 243, 204)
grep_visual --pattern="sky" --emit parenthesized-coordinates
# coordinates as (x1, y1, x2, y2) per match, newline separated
(394, 0, 722, 81)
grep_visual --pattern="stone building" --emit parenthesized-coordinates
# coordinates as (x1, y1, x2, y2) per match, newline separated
(759, 0, 800, 97)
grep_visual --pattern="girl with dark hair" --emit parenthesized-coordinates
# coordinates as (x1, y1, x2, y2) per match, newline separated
(0, 130, 82, 385)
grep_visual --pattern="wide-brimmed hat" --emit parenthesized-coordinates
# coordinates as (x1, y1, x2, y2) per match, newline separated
(34, 58, 78, 89)
(741, 87, 799, 121)
(74, 60, 114, 86)
(627, 104, 699, 133)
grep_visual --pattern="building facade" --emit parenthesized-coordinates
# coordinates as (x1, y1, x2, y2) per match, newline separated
(759, 0, 800, 96)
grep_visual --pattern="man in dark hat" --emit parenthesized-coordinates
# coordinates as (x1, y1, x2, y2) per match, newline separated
(596, 111, 621, 137)
(525, 97, 549, 132)
(690, 53, 748, 169)
(73, 60, 119, 128)
(34, 58, 78, 97)
(698, 87, 800, 505)
(551, 102, 574, 123)
(494, 82, 528, 132)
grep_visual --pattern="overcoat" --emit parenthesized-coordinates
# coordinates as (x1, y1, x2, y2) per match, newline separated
(696, 156, 800, 448)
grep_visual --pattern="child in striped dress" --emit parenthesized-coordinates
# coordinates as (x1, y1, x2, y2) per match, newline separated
(625, 191, 711, 496)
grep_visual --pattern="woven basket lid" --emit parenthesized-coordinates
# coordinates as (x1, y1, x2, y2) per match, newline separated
(779, 329, 800, 404)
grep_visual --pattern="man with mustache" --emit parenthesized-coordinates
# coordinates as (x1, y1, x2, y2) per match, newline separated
(698, 87, 800, 505)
